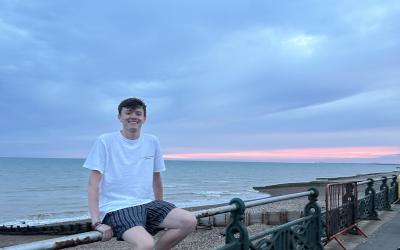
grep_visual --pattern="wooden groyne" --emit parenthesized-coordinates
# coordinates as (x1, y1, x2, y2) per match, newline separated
(0, 221, 92, 235)
(197, 210, 304, 228)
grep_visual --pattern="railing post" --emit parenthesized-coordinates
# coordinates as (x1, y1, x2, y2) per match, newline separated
(390, 175, 398, 202)
(304, 188, 324, 250)
(364, 178, 378, 220)
(380, 176, 391, 211)
(219, 198, 249, 250)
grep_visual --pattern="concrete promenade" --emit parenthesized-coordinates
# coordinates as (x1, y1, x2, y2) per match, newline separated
(325, 203, 400, 250)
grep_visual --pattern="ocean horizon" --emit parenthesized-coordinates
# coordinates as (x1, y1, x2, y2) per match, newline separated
(0, 157, 398, 226)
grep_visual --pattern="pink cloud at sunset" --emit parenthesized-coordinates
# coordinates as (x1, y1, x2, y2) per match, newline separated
(164, 147, 400, 161)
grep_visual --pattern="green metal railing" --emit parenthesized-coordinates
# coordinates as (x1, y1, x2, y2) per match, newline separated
(358, 178, 379, 220)
(214, 188, 324, 250)
(357, 175, 398, 220)
(215, 175, 398, 250)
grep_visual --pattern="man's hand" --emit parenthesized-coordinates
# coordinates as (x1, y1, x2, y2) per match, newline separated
(95, 224, 113, 241)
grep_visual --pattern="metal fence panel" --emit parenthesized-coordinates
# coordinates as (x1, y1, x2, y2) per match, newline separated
(325, 182, 358, 240)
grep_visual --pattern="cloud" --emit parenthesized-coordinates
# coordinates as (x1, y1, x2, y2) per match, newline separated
(0, 0, 399, 161)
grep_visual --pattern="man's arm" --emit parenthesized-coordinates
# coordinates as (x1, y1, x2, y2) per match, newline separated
(88, 170, 102, 225)
(88, 170, 113, 241)
(153, 172, 163, 200)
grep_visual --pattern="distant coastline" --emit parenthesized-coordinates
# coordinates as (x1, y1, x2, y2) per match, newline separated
(1, 155, 399, 165)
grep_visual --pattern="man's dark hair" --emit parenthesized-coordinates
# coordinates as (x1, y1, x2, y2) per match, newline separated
(118, 98, 147, 117)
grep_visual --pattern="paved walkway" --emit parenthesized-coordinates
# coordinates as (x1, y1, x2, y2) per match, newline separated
(325, 204, 400, 250)
(353, 207, 400, 250)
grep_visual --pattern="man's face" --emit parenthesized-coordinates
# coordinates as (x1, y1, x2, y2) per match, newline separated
(118, 107, 146, 134)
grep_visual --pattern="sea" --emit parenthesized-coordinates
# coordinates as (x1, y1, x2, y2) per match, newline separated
(0, 157, 397, 226)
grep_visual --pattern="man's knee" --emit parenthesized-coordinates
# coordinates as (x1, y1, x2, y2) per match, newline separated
(123, 227, 155, 250)
(161, 208, 197, 232)
(180, 211, 197, 232)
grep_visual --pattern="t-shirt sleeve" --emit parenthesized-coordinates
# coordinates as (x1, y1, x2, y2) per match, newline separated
(153, 136, 166, 172)
(83, 137, 106, 174)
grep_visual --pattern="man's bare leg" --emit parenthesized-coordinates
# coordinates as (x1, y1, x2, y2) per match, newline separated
(123, 226, 155, 250)
(155, 208, 197, 250)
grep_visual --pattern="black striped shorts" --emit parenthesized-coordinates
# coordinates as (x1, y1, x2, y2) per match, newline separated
(102, 200, 176, 240)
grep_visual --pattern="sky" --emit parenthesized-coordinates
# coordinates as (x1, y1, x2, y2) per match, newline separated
(0, 0, 400, 163)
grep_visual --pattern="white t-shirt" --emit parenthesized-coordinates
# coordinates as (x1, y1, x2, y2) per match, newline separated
(83, 132, 166, 221)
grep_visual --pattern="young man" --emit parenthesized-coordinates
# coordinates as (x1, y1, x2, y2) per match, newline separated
(83, 98, 197, 250)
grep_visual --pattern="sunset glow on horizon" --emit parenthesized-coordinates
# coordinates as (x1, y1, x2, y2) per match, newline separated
(164, 147, 400, 161)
